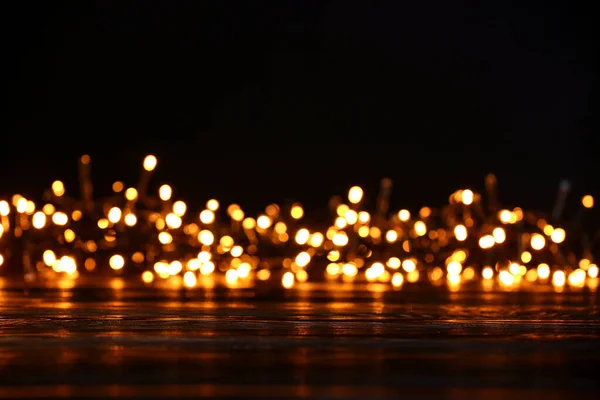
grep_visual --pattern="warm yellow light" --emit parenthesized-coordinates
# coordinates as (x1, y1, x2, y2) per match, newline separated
(385, 230, 398, 243)
(24, 200, 35, 215)
(32, 211, 46, 229)
(143, 155, 157, 171)
(11, 195, 21, 207)
(165, 213, 182, 229)
(198, 230, 214, 245)
(406, 270, 419, 283)
(256, 215, 272, 229)
(52, 212, 68, 226)
(348, 186, 363, 204)
(387, 257, 401, 269)
(498, 210, 512, 223)
(0, 200, 10, 216)
(206, 199, 219, 211)
(499, 270, 514, 286)
(369, 262, 385, 277)
(509, 263, 520, 275)
(391, 272, 404, 287)
(109, 254, 125, 270)
(525, 268, 538, 282)
(296, 269, 308, 282)
(71, 209, 82, 221)
(124, 213, 137, 226)
(173, 201, 187, 216)
(187, 258, 200, 271)
(530, 234, 545, 250)
(197, 251, 211, 262)
(231, 208, 244, 222)
(334, 217, 347, 229)
(537, 263, 550, 279)
(200, 261, 215, 275)
(588, 264, 599, 278)
(220, 236, 234, 249)
(358, 226, 369, 237)
(521, 251, 532, 263)
(107, 207, 122, 223)
(183, 271, 197, 287)
(16, 198, 27, 213)
(582, 195, 594, 209)
(447, 273, 461, 285)
(461, 189, 474, 205)
(295, 252, 311, 267)
(153, 261, 169, 276)
(309, 232, 324, 247)
(492, 227, 506, 243)
(237, 262, 251, 279)
(125, 188, 138, 201)
(550, 228, 566, 243)
(158, 232, 173, 244)
(342, 263, 358, 277)
(230, 245, 243, 257)
(478, 235, 494, 249)
(447, 261, 462, 275)
(327, 250, 340, 262)
(142, 271, 154, 283)
(51, 180, 65, 197)
(282, 271, 295, 288)
(326, 263, 340, 276)
(168, 261, 183, 275)
(398, 209, 410, 222)
(579, 259, 590, 270)
(257, 269, 271, 280)
(57, 256, 77, 274)
(366, 262, 385, 280)
(332, 232, 349, 247)
(568, 269, 586, 287)
(43, 250, 56, 267)
(414, 221, 427, 236)
(290, 204, 304, 219)
(482, 267, 494, 280)
(402, 259, 416, 273)
(64, 229, 75, 243)
(552, 270, 566, 287)
(199, 210, 215, 224)
(336, 204, 349, 217)
(158, 185, 172, 201)
(358, 211, 371, 224)
(453, 225, 467, 241)
(242, 217, 256, 230)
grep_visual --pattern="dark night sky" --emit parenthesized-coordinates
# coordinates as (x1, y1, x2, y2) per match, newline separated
(1, 1, 596, 214)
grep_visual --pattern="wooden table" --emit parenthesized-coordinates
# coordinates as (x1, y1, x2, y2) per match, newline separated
(0, 283, 599, 398)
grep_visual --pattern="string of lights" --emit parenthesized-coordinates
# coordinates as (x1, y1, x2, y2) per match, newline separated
(0, 155, 597, 291)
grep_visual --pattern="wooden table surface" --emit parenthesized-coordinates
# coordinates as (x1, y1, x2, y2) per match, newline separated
(0, 284, 599, 399)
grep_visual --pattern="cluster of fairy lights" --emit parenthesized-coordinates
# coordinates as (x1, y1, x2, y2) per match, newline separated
(0, 154, 598, 291)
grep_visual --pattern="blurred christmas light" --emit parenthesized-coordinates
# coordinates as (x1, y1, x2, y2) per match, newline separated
(0, 155, 597, 293)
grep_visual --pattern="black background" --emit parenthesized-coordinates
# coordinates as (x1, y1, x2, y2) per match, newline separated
(1, 1, 596, 215)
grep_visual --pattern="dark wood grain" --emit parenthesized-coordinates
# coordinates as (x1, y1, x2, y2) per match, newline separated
(0, 286, 599, 399)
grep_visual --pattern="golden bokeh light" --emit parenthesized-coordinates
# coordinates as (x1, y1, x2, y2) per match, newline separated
(582, 195, 594, 209)
(143, 155, 157, 171)
(0, 156, 594, 294)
